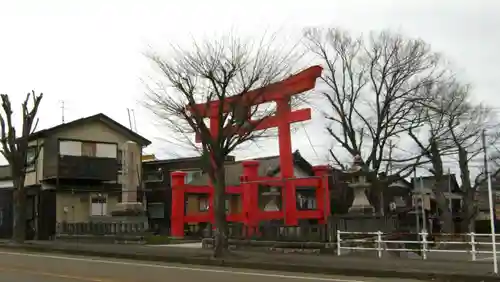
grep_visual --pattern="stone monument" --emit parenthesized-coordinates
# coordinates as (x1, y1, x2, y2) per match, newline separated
(111, 141, 148, 228)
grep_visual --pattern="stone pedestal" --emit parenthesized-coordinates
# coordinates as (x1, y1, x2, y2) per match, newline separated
(262, 187, 281, 212)
(348, 183, 375, 214)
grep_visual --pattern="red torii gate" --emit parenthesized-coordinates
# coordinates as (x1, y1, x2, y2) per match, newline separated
(170, 66, 331, 237)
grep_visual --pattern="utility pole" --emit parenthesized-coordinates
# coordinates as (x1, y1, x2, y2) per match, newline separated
(482, 130, 498, 221)
(483, 130, 489, 187)
(448, 168, 452, 218)
(483, 129, 498, 274)
(414, 170, 420, 236)
(131, 109, 138, 132)
(419, 177, 427, 233)
(127, 108, 133, 130)
(60, 100, 65, 123)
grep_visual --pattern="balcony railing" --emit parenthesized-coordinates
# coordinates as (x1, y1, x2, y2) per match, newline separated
(56, 222, 148, 236)
(57, 155, 118, 181)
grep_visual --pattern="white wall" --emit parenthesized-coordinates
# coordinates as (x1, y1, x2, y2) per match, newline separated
(0, 180, 13, 189)
(272, 167, 310, 178)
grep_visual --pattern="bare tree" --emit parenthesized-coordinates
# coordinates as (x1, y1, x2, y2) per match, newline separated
(143, 35, 299, 257)
(409, 80, 498, 233)
(303, 28, 443, 211)
(0, 91, 43, 242)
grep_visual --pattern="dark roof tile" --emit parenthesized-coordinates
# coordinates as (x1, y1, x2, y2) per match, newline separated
(189, 150, 315, 186)
(29, 113, 151, 146)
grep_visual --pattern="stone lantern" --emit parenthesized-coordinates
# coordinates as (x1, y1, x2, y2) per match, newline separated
(346, 155, 375, 214)
(262, 186, 281, 212)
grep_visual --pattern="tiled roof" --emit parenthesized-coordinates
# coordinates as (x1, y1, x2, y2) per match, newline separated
(29, 113, 151, 146)
(410, 174, 461, 193)
(189, 150, 314, 186)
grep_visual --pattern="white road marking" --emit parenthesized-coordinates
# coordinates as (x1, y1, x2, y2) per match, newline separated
(476, 255, 500, 261)
(148, 242, 203, 248)
(0, 250, 368, 282)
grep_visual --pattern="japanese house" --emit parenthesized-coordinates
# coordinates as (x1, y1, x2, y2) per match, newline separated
(410, 174, 463, 233)
(142, 155, 235, 233)
(22, 113, 151, 239)
(476, 174, 500, 232)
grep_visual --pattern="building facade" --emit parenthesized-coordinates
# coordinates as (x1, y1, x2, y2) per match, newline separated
(0, 165, 13, 238)
(19, 113, 150, 239)
(142, 155, 235, 233)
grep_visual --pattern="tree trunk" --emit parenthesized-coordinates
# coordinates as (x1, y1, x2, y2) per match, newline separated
(435, 191, 454, 233)
(212, 168, 228, 258)
(459, 191, 477, 233)
(460, 210, 474, 233)
(457, 147, 474, 233)
(12, 179, 27, 243)
(429, 140, 454, 234)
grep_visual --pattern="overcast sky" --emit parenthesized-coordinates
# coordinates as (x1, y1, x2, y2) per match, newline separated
(0, 0, 498, 171)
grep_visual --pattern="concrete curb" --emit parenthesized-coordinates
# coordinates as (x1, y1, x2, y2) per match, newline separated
(0, 244, 498, 282)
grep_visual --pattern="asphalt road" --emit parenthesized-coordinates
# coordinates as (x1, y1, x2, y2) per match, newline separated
(0, 250, 423, 282)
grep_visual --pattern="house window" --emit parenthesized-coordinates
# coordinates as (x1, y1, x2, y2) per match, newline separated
(170, 170, 202, 184)
(95, 143, 117, 158)
(296, 194, 316, 210)
(117, 149, 123, 172)
(81, 142, 96, 157)
(225, 198, 230, 213)
(185, 170, 202, 183)
(90, 194, 107, 216)
(25, 146, 37, 171)
(307, 197, 317, 209)
(199, 197, 209, 212)
(145, 170, 163, 182)
(147, 203, 165, 219)
(59, 140, 81, 156)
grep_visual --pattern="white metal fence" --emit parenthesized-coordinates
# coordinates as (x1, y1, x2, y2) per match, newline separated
(337, 230, 499, 261)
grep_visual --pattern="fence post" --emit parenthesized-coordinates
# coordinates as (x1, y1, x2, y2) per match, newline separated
(421, 231, 428, 260)
(336, 230, 341, 256)
(470, 232, 477, 261)
(376, 230, 383, 258)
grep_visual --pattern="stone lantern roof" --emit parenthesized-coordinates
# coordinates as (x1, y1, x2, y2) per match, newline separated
(338, 155, 374, 180)
(347, 155, 367, 172)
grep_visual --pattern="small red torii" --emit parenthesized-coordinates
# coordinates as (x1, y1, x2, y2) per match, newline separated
(170, 66, 331, 237)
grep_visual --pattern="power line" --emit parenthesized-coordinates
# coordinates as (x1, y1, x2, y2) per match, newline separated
(300, 122, 319, 160)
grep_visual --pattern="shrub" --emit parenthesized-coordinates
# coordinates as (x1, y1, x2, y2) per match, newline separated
(110, 209, 145, 217)
(145, 235, 171, 245)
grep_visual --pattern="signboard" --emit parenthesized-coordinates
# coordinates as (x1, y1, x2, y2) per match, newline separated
(142, 154, 156, 162)
(412, 195, 431, 210)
